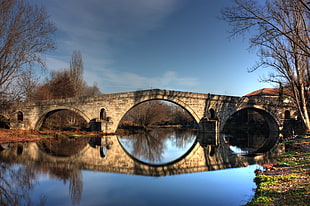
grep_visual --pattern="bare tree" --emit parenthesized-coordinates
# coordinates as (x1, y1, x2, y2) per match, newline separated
(70, 50, 84, 96)
(222, 0, 310, 131)
(82, 82, 101, 96)
(14, 68, 39, 101)
(125, 100, 169, 128)
(0, 0, 56, 97)
(49, 70, 76, 99)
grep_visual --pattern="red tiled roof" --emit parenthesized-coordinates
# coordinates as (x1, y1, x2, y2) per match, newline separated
(244, 88, 280, 97)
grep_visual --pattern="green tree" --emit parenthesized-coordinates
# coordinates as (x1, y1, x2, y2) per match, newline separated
(222, 0, 310, 131)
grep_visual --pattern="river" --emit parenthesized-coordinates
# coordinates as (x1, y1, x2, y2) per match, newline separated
(0, 128, 280, 206)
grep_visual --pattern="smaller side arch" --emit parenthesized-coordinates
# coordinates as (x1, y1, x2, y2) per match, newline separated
(34, 107, 91, 130)
(0, 114, 10, 129)
(221, 105, 281, 132)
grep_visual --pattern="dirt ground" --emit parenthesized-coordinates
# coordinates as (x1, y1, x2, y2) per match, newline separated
(0, 129, 98, 144)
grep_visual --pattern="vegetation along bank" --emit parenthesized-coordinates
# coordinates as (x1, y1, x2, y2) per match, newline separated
(246, 136, 310, 205)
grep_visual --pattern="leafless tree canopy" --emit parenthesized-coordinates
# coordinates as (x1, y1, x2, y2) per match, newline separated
(70, 50, 84, 96)
(119, 100, 195, 128)
(32, 51, 101, 101)
(0, 0, 56, 98)
(222, 0, 310, 131)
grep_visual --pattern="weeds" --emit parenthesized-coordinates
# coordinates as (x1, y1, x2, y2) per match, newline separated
(246, 137, 310, 205)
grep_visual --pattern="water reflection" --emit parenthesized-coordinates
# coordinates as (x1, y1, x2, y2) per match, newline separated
(0, 162, 43, 206)
(117, 128, 197, 165)
(0, 128, 283, 206)
(222, 130, 279, 155)
(37, 137, 90, 157)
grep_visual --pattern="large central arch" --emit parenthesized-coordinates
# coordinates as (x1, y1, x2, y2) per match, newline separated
(117, 97, 201, 130)
(131, 96, 201, 124)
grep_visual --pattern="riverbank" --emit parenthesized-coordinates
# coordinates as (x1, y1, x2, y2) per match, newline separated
(0, 129, 99, 144)
(246, 136, 310, 205)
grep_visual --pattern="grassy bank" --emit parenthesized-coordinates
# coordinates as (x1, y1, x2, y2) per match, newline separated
(246, 136, 310, 205)
(0, 129, 99, 144)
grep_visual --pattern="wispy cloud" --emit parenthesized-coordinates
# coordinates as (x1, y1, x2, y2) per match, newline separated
(40, 0, 188, 93)
(84, 68, 199, 93)
(45, 0, 182, 52)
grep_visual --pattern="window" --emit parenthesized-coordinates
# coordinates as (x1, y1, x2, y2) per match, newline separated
(284, 110, 290, 119)
(100, 108, 106, 120)
(209, 109, 215, 119)
(17, 111, 23, 121)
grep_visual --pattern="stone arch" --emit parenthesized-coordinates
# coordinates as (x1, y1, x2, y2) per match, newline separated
(222, 105, 280, 132)
(0, 114, 10, 129)
(134, 95, 201, 123)
(117, 98, 200, 129)
(34, 106, 91, 130)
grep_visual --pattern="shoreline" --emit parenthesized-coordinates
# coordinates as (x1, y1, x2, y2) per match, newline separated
(246, 136, 310, 205)
(0, 129, 100, 144)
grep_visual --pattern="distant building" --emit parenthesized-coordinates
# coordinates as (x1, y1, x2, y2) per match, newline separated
(244, 88, 293, 103)
(244, 88, 281, 97)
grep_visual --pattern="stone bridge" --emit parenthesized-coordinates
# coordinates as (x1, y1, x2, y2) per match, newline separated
(0, 89, 297, 134)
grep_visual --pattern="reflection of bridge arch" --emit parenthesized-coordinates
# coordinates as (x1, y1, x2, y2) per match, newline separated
(37, 137, 90, 157)
(0, 135, 285, 177)
(35, 143, 95, 162)
(34, 107, 91, 130)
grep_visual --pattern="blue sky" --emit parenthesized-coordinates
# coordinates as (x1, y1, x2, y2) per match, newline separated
(33, 0, 273, 96)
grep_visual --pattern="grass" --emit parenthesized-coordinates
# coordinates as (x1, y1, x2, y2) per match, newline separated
(246, 137, 310, 205)
(0, 128, 99, 144)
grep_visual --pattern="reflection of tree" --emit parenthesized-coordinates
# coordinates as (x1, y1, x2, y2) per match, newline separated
(172, 129, 197, 148)
(130, 129, 165, 162)
(34, 163, 83, 205)
(0, 162, 42, 206)
(121, 128, 196, 163)
(69, 169, 83, 206)
(1, 141, 84, 205)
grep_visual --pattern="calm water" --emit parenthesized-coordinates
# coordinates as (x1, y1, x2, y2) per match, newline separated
(0, 128, 277, 206)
